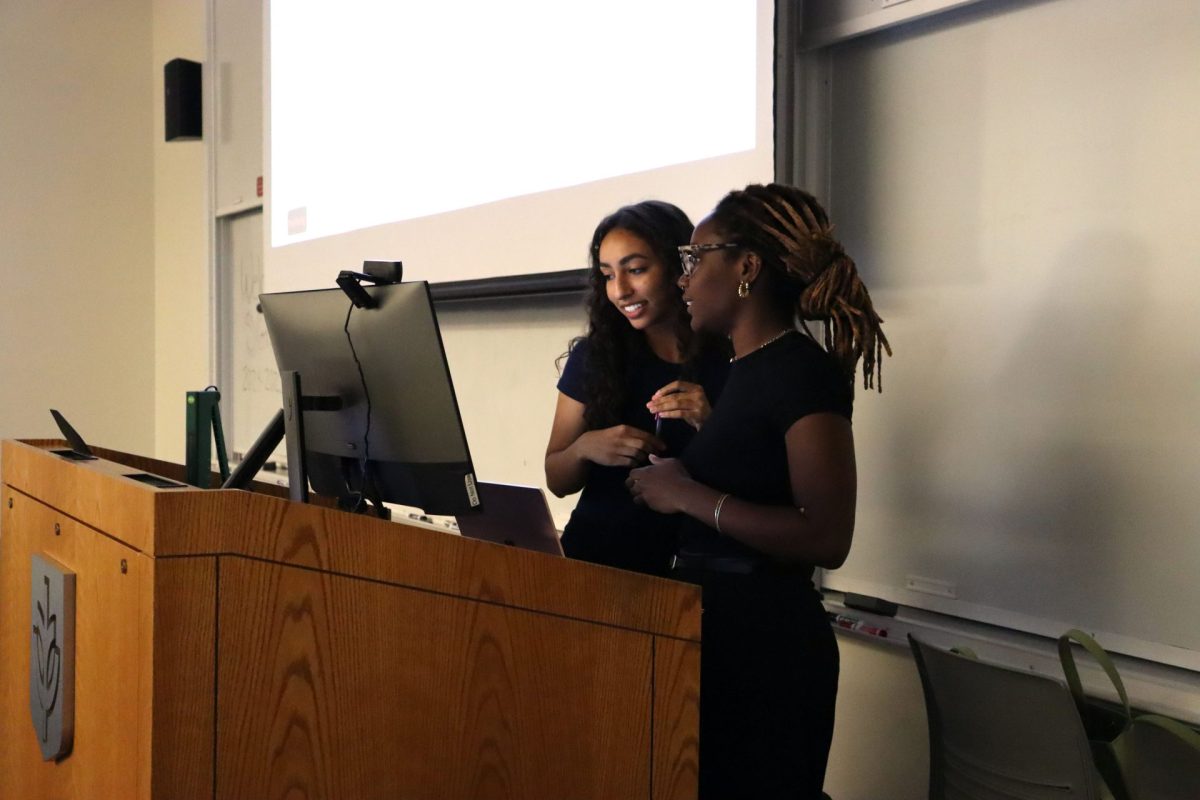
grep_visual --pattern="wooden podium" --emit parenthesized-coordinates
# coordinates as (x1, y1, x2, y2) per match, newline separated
(0, 440, 700, 799)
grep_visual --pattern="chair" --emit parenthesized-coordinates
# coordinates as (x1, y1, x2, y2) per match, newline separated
(1114, 714, 1200, 800)
(909, 634, 1115, 800)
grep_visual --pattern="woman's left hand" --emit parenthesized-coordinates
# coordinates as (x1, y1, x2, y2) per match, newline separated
(627, 455, 693, 514)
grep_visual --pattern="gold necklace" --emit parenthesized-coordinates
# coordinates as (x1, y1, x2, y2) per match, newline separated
(730, 328, 794, 362)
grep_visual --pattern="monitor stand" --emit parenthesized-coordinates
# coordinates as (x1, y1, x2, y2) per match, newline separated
(222, 409, 285, 491)
(224, 371, 388, 519)
(280, 370, 309, 504)
(223, 370, 314, 503)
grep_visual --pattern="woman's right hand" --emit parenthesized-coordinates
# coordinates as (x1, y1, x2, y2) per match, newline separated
(646, 380, 713, 430)
(574, 425, 665, 468)
(546, 392, 664, 497)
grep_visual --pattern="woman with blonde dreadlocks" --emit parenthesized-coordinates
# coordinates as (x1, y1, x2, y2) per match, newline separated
(628, 184, 889, 798)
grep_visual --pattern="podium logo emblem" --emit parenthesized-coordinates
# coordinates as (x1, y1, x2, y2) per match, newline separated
(30, 553, 75, 761)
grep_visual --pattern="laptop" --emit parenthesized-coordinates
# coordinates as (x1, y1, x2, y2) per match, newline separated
(455, 482, 564, 557)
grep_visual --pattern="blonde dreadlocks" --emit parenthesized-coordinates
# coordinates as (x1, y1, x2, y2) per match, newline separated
(710, 184, 891, 391)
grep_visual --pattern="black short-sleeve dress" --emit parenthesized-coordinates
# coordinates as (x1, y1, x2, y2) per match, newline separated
(678, 330, 852, 799)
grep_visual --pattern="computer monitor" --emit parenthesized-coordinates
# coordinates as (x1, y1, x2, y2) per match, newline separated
(258, 281, 481, 516)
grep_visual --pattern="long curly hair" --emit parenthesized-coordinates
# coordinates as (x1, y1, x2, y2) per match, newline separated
(563, 200, 713, 429)
(709, 184, 891, 390)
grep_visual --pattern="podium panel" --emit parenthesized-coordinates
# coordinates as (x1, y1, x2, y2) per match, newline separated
(1, 483, 145, 799)
(217, 557, 654, 798)
(0, 440, 701, 800)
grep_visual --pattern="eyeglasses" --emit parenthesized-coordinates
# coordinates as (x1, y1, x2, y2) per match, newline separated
(677, 242, 741, 277)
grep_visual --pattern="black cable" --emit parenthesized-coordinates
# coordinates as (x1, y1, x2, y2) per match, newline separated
(344, 300, 373, 512)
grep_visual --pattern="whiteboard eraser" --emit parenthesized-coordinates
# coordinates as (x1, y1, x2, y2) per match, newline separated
(844, 593, 898, 617)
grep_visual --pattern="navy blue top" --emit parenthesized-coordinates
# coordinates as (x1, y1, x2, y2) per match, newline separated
(557, 338, 729, 576)
(679, 331, 852, 561)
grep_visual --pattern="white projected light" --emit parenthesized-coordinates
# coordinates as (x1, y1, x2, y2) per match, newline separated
(265, 0, 774, 290)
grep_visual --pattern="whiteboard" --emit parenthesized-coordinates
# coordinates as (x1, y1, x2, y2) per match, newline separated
(819, 0, 1200, 670)
(224, 208, 284, 462)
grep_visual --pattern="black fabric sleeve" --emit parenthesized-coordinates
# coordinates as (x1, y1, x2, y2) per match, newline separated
(556, 337, 590, 404)
(764, 344, 853, 435)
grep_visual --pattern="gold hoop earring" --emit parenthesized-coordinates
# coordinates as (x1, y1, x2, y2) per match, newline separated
(737, 280, 751, 299)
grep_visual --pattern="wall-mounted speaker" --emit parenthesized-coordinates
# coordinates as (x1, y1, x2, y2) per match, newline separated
(164, 58, 202, 141)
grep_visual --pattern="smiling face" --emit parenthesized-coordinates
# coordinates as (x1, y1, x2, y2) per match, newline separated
(678, 217, 742, 336)
(596, 227, 679, 334)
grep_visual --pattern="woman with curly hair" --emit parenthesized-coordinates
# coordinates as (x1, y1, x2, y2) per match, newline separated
(544, 200, 729, 577)
(629, 184, 890, 798)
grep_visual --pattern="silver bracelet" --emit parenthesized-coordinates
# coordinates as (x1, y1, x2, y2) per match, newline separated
(713, 493, 731, 534)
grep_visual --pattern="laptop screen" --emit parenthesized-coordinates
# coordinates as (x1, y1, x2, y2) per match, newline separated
(455, 482, 563, 557)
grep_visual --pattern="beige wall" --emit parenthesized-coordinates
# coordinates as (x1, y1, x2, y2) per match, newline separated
(151, 0, 210, 464)
(826, 636, 929, 799)
(0, 1, 156, 456)
(0, 0, 209, 465)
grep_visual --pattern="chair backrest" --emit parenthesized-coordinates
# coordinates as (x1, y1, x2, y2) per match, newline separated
(1115, 715, 1200, 800)
(909, 634, 1105, 800)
